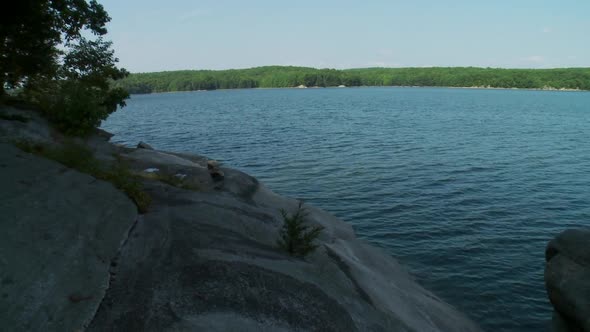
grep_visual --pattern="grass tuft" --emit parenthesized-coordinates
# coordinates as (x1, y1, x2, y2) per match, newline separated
(13, 140, 151, 213)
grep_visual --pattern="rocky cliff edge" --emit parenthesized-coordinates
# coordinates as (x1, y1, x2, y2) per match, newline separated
(0, 106, 480, 331)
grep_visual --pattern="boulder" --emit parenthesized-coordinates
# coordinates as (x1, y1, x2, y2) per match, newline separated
(0, 143, 138, 332)
(545, 227, 590, 331)
(207, 159, 220, 169)
(137, 141, 154, 149)
(0, 106, 56, 145)
(207, 159, 224, 181)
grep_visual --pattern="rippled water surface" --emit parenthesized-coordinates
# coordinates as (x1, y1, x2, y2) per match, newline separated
(102, 87, 590, 331)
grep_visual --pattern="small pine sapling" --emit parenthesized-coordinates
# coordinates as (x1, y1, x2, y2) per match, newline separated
(277, 201, 324, 257)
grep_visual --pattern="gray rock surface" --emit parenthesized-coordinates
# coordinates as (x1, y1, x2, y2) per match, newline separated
(545, 227, 590, 332)
(0, 143, 138, 331)
(1, 107, 480, 331)
(87, 148, 480, 332)
(0, 105, 126, 163)
(121, 148, 215, 192)
(123, 148, 206, 169)
(0, 107, 55, 144)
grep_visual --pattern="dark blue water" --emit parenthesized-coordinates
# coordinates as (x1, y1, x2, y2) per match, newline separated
(102, 87, 590, 331)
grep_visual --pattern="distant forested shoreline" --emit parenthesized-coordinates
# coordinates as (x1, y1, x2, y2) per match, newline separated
(117, 66, 590, 94)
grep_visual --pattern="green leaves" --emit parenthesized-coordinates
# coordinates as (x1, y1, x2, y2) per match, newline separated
(1, 1, 129, 137)
(26, 77, 126, 136)
(63, 38, 127, 83)
(18, 36, 129, 136)
(0, 0, 111, 91)
(277, 202, 325, 258)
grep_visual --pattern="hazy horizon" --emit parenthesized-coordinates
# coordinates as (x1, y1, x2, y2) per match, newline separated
(99, 0, 590, 72)
(128, 64, 590, 74)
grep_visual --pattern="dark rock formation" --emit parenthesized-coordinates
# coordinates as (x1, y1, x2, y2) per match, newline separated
(137, 141, 154, 150)
(207, 159, 224, 181)
(0, 143, 137, 331)
(545, 227, 590, 332)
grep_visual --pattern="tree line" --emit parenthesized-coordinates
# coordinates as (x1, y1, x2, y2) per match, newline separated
(118, 66, 590, 94)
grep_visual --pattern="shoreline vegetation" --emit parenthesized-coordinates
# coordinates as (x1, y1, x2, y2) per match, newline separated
(117, 66, 590, 94)
(140, 84, 586, 94)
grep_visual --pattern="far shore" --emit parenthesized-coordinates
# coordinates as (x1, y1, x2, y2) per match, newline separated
(131, 85, 587, 95)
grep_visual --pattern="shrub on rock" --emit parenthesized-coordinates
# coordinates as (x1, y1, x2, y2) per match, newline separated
(277, 202, 324, 257)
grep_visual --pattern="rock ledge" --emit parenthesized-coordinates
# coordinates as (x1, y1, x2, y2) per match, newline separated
(0, 106, 480, 331)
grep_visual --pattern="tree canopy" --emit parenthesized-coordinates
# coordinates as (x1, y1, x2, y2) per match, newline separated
(118, 66, 590, 94)
(1, 0, 129, 135)
(0, 0, 110, 91)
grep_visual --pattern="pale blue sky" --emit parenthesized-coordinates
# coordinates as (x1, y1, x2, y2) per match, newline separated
(99, 0, 590, 72)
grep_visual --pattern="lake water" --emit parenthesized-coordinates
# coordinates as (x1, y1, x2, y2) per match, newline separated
(102, 87, 590, 331)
